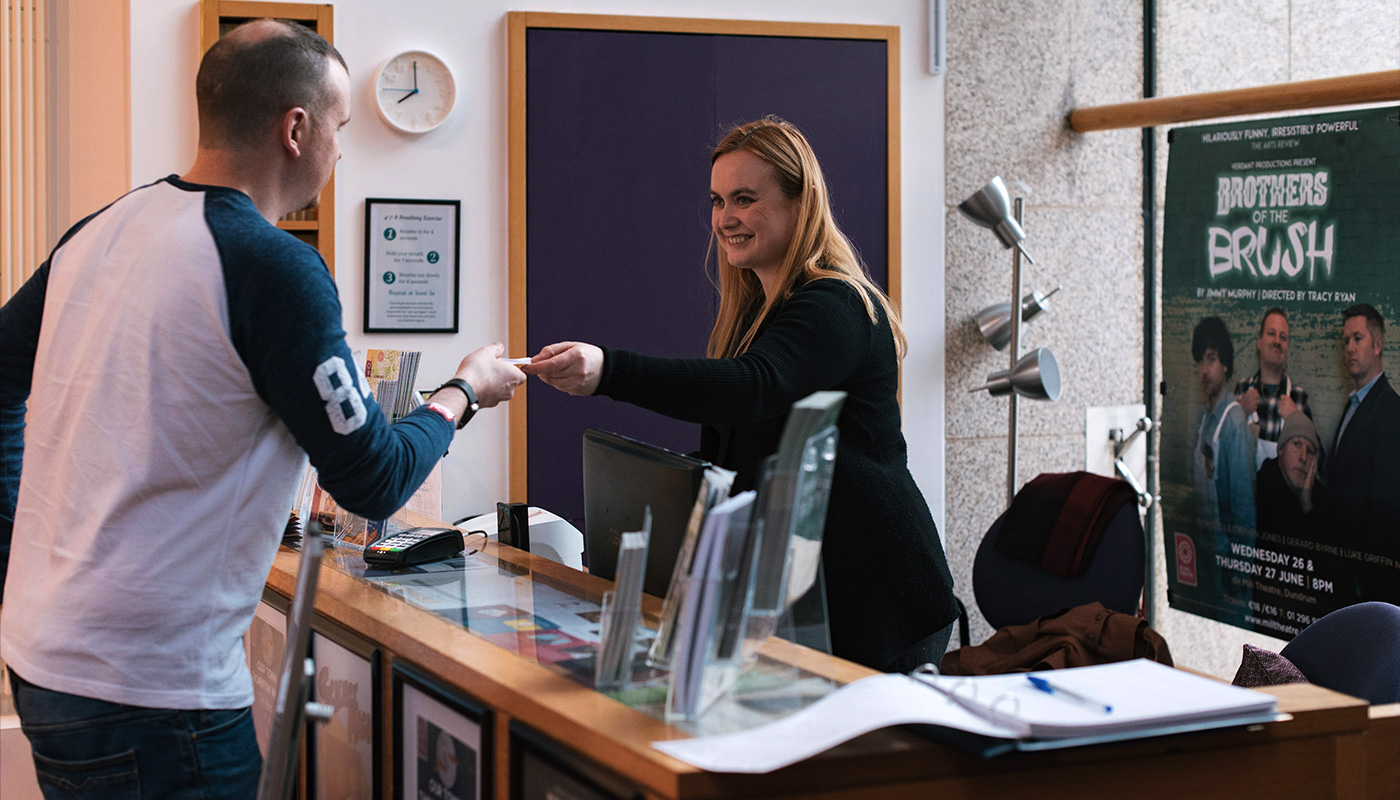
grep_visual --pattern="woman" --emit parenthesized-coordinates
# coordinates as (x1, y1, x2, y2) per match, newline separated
(524, 117, 956, 672)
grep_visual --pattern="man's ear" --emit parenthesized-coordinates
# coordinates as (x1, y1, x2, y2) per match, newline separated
(281, 107, 310, 157)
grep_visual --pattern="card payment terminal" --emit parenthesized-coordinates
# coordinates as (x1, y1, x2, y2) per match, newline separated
(363, 527, 463, 569)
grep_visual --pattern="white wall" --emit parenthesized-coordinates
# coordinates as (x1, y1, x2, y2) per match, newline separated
(126, 0, 947, 528)
(49, 0, 130, 232)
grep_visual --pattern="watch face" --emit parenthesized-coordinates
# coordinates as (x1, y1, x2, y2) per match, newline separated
(375, 50, 456, 133)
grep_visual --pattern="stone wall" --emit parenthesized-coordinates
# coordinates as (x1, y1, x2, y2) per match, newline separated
(944, 0, 1399, 677)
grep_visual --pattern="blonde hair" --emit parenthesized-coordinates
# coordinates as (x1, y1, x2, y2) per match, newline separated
(706, 116, 905, 359)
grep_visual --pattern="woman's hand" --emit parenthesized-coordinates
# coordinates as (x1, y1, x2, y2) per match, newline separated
(521, 342, 604, 396)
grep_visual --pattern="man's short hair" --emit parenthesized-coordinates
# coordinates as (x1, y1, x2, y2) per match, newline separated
(1192, 316, 1234, 377)
(1342, 303, 1385, 342)
(196, 19, 347, 150)
(1258, 307, 1287, 336)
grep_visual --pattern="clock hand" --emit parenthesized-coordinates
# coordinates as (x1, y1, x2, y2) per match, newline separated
(380, 87, 416, 93)
(412, 60, 418, 91)
(396, 88, 419, 104)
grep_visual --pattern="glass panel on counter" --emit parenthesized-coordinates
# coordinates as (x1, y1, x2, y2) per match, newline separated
(315, 543, 836, 737)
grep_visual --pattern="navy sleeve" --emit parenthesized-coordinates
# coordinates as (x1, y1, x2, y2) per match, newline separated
(0, 262, 50, 593)
(207, 194, 453, 520)
(0, 261, 48, 503)
(597, 280, 876, 424)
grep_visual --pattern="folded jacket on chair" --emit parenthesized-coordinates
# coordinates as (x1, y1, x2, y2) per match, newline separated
(940, 601, 1172, 675)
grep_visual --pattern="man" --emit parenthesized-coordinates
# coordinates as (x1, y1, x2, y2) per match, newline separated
(1192, 316, 1256, 535)
(0, 21, 523, 796)
(1235, 308, 1312, 468)
(1256, 411, 1326, 539)
(1325, 304, 1400, 555)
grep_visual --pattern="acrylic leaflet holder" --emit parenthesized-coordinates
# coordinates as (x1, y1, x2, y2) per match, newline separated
(740, 391, 845, 662)
(595, 509, 652, 690)
(649, 467, 738, 669)
(290, 466, 412, 552)
(661, 391, 847, 722)
(664, 490, 756, 720)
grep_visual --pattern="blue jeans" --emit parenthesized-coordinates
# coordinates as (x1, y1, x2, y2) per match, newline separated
(8, 669, 261, 800)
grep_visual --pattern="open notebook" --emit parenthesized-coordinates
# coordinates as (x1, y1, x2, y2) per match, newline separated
(655, 659, 1279, 771)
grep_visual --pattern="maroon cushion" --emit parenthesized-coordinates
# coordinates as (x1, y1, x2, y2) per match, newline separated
(1231, 644, 1310, 688)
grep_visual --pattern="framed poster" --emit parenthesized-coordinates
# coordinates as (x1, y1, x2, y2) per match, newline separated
(1160, 105, 1400, 636)
(311, 628, 379, 800)
(509, 722, 634, 800)
(364, 198, 461, 333)
(393, 662, 492, 800)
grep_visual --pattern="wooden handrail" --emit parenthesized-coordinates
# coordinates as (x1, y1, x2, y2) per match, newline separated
(1070, 70, 1400, 132)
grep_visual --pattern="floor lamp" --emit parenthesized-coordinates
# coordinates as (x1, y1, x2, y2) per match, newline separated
(960, 177, 1063, 506)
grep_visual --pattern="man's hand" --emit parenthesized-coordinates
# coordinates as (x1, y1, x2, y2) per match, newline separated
(1236, 386, 1260, 416)
(454, 342, 525, 408)
(1276, 394, 1297, 418)
(520, 342, 603, 396)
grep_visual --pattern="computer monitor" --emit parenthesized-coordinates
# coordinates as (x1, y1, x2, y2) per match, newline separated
(581, 429, 709, 598)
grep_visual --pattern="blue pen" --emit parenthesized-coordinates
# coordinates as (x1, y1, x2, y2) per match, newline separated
(1026, 675, 1113, 713)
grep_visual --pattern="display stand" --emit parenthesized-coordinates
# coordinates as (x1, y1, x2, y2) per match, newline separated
(663, 490, 757, 720)
(595, 511, 652, 690)
(332, 506, 409, 552)
(648, 468, 737, 670)
(738, 392, 844, 659)
(662, 392, 846, 724)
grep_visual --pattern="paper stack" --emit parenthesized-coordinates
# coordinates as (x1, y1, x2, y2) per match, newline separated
(665, 491, 757, 720)
(648, 467, 736, 669)
(365, 348, 423, 421)
(595, 510, 652, 689)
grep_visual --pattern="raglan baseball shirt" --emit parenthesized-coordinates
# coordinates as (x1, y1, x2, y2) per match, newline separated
(0, 177, 453, 709)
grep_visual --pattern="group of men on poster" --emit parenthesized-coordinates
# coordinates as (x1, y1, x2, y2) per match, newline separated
(1190, 303, 1400, 604)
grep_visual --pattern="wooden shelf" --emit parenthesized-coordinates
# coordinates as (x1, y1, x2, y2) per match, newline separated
(1069, 70, 1400, 132)
(276, 220, 319, 231)
(199, 1, 336, 276)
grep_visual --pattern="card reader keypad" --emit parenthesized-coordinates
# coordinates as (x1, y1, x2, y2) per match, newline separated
(376, 531, 431, 551)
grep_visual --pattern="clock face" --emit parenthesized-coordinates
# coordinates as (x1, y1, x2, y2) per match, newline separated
(375, 50, 456, 133)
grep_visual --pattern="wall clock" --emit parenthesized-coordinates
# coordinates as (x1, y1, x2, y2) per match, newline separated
(375, 50, 456, 133)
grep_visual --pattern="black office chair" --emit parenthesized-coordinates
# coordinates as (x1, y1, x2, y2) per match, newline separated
(1279, 601, 1400, 704)
(955, 491, 1147, 647)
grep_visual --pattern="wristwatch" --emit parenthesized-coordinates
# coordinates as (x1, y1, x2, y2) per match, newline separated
(433, 378, 478, 429)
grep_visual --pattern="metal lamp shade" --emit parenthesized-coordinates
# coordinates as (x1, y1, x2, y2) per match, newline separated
(974, 287, 1059, 350)
(958, 176, 1034, 263)
(972, 347, 1061, 401)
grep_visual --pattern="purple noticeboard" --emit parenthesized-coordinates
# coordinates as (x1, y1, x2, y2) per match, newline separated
(520, 23, 892, 533)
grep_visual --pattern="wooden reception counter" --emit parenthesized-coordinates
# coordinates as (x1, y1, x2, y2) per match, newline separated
(258, 532, 1399, 800)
